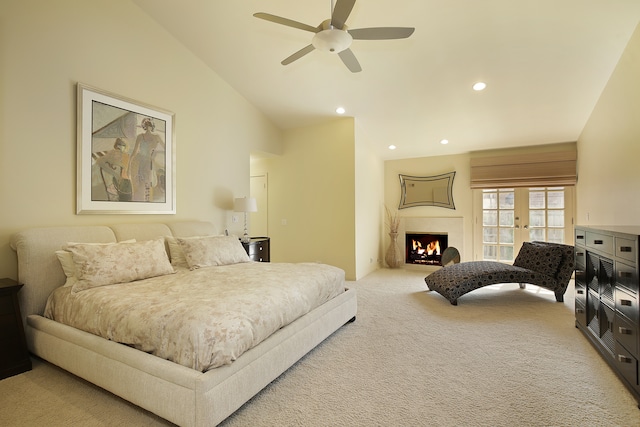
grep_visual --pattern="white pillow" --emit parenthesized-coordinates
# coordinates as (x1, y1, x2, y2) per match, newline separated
(177, 235, 250, 269)
(67, 238, 174, 292)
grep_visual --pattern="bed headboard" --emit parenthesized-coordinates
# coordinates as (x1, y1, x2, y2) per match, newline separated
(9, 221, 217, 327)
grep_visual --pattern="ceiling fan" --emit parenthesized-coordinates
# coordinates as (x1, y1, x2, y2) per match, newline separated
(254, 0, 415, 73)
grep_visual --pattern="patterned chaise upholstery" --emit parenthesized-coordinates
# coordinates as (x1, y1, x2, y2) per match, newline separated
(424, 241, 575, 305)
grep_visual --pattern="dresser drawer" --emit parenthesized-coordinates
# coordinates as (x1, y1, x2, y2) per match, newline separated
(616, 237, 638, 264)
(615, 342, 639, 388)
(586, 231, 614, 255)
(616, 286, 639, 324)
(615, 312, 638, 358)
(617, 261, 638, 294)
(575, 246, 586, 269)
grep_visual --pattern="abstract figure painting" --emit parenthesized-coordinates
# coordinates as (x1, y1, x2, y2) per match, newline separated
(77, 83, 175, 214)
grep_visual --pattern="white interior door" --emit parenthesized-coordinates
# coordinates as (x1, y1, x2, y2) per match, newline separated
(250, 174, 268, 237)
(474, 187, 574, 262)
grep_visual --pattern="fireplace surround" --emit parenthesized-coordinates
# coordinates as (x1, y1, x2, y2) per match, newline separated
(400, 217, 464, 271)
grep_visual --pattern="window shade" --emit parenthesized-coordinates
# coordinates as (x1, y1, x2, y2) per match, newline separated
(470, 150, 577, 189)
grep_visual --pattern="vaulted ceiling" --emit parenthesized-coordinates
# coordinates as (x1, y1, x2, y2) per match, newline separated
(133, 0, 640, 159)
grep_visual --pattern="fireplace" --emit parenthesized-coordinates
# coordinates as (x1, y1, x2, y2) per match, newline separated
(405, 233, 449, 266)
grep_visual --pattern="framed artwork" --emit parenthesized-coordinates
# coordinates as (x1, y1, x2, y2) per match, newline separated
(76, 83, 175, 214)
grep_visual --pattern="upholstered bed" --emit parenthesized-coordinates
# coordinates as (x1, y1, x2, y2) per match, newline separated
(10, 221, 357, 426)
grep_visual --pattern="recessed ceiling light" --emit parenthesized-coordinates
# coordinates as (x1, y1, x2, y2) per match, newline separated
(336, 107, 346, 114)
(388, 145, 397, 150)
(473, 82, 487, 91)
(440, 139, 449, 145)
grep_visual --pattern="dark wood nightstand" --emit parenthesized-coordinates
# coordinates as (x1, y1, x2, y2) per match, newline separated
(242, 237, 270, 262)
(0, 278, 32, 380)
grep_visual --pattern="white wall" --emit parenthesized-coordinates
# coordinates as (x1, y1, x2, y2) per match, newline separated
(0, 0, 282, 278)
(354, 122, 385, 279)
(577, 23, 640, 225)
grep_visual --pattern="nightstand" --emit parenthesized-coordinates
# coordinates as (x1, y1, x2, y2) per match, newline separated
(242, 237, 270, 262)
(0, 278, 32, 380)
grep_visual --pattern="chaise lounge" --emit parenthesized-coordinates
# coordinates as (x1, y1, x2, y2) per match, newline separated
(424, 241, 574, 305)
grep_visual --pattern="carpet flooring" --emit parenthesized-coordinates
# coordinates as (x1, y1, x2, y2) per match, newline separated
(1, 268, 638, 426)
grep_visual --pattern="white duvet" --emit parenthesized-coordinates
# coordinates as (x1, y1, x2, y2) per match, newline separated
(44, 262, 345, 372)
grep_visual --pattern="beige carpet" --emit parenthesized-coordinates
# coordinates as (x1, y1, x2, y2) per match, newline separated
(1, 269, 638, 426)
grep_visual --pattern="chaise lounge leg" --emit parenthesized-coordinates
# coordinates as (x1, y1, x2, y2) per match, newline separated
(519, 283, 526, 289)
(555, 292, 564, 303)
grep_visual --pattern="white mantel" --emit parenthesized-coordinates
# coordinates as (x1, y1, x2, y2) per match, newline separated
(399, 217, 464, 271)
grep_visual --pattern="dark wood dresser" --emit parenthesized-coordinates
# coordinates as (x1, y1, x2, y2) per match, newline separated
(242, 237, 270, 262)
(574, 225, 640, 407)
(0, 278, 32, 380)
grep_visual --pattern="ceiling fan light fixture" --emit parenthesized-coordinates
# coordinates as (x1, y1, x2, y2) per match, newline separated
(312, 29, 353, 53)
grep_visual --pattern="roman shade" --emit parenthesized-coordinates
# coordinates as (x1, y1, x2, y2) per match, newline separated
(470, 150, 577, 189)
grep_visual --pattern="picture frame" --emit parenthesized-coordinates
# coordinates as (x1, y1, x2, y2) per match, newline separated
(76, 83, 175, 214)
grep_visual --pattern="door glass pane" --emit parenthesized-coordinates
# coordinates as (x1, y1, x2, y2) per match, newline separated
(529, 228, 545, 241)
(547, 229, 564, 243)
(483, 227, 498, 244)
(499, 190, 514, 209)
(500, 228, 514, 244)
(547, 191, 564, 208)
(500, 246, 514, 261)
(529, 191, 546, 209)
(483, 191, 497, 209)
(529, 210, 546, 227)
(484, 245, 497, 260)
(499, 211, 514, 226)
(483, 211, 497, 226)
(548, 210, 564, 227)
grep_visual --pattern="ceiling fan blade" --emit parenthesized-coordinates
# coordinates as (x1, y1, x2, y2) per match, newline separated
(331, 0, 356, 30)
(349, 27, 415, 40)
(253, 13, 319, 33)
(281, 44, 316, 65)
(338, 48, 362, 73)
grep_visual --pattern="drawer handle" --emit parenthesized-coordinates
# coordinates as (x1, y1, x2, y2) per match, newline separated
(619, 272, 633, 279)
(576, 308, 584, 314)
(258, 246, 263, 250)
(576, 235, 584, 240)
(619, 327, 633, 335)
(577, 289, 584, 294)
(618, 355, 633, 364)
(576, 252, 584, 257)
(593, 240, 604, 245)
(620, 299, 633, 307)
(619, 246, 633, 253)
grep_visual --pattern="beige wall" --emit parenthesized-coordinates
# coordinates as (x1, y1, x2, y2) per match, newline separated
(577, 22, 640, 225)
(0, 0, 282, 279)
(250, 118, 357, 279)
(354, 123, 385, 279)
(384, 153, 474, 262)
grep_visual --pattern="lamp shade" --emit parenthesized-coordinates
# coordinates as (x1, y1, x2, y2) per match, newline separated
(234, 197, 257, 213)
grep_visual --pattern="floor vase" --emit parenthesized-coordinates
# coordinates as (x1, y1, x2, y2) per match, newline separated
(385, 232, 403, 268)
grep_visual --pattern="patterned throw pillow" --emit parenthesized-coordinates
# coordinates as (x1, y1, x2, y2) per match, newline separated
(513, 242, 563, 277)
(67, 238, 174, 292)
(177, 235, 250, 269)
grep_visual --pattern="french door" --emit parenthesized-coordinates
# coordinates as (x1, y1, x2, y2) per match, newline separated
(473, 187, 574, 262)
